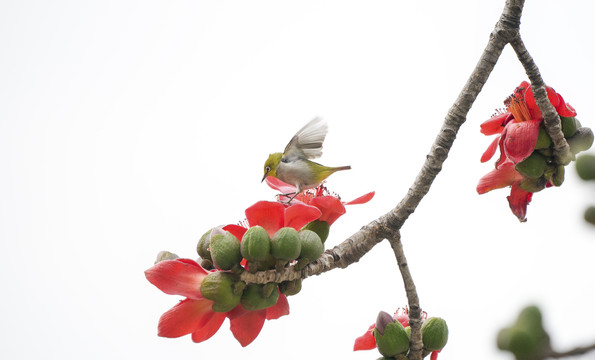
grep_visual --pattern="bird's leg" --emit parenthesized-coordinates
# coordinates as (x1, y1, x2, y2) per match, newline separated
(279, 191, 298, 204)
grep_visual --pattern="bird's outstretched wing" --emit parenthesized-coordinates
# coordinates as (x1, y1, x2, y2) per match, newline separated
(283, 117, 328, 160)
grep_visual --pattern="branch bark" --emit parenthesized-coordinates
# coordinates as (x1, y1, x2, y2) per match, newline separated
(388, 231, 423, 360)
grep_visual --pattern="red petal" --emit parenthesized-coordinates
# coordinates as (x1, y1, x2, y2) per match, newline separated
(353, 324, 377, 351)
(223, 224, 247, 242)
(481, 136, 501, 163)
(157, 298, 214, 338)
(431, 350, 441, 360)
(507, 182, 532, 222)
(145, 259, 207, 299)
(555, 93, 577, 117)
(503, 120, 541, 164)
(309, 196, 345, 225)
(344, 191, 375, 205)
(477, 162, 522, 194)
(284, 203, 322, 230)
(480, 112, 510, 135)
(229, 308, 267, 347)
(265, 177, 297, 194)
(394, 314, 409, 327)
(191, 311, 226, 343)
(265, 293, 290, 320)
(245, 201, 285, 237)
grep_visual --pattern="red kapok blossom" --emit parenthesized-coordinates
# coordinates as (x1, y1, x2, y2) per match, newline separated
(480, 81, 576, 166)
(145, 258, 290, 347)
(477, 81, 576, 222)
(265, 177, 374, 225)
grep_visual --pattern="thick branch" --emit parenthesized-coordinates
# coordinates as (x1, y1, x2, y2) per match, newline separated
(510, 35, 573, 165)
(387, 232, 423, 360)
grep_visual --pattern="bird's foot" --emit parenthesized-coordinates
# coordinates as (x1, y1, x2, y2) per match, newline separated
(279, 192, 298, 204)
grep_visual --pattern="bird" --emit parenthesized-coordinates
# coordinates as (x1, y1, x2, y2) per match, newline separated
(262, 117, 351, 201)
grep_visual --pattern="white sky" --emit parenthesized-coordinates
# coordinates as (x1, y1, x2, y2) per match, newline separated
(1, 1, 594, 359)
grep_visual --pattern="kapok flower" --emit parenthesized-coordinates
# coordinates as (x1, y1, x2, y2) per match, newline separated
(480, 80, 576, 166)
(145, 258, 290, 347)
(265, 177, 374, 225)
(478, 81, 577, 222)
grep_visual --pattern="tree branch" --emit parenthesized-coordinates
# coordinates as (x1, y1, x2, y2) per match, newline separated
(545, 342, 595, 359)
(242, 0, 525, 284)
(387, 231, 423, 360)
(509, 35, 573, 165)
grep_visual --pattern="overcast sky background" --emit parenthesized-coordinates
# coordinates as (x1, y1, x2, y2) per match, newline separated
(1, 1, 594, 359)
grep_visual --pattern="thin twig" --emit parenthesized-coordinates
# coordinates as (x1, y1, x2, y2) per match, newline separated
(387, 231, 423, 360)
(510, 35, 573, 165)
(545, 342, 595, 359)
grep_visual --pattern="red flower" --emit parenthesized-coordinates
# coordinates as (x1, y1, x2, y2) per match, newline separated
(145, 258, 290, 347)
(480, 81, 576, 166)
(353, 308, 441, 359)
(478, 81, 576, 222)
(265, 177, 374, 225)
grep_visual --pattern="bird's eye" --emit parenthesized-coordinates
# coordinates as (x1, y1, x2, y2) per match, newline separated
(265, 166, 271, 172)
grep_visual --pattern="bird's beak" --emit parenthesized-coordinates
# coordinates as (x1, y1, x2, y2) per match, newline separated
(261, 172, 268, 183)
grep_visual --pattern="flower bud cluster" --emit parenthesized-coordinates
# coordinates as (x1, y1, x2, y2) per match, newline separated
(196, 222, 327, 312)
(516, 117, 593, 192)
(497, 306, 549, 360)
(373, 311, 448, 359)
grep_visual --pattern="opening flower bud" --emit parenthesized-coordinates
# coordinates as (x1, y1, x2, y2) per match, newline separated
(373, 311, 410, 357)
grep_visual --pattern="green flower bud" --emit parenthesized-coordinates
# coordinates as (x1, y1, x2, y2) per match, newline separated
(498, 306, 549, 358)
(519, 176, 547, 193)
(516, 152, 548, 179)
(298, 230, 324, 262)
(568, 127, 594, 155)
(271, 227, 301, 261)
(576, 154, 595, 181)
(422, 317, 449, 351)
(200, 272, 242, 312)
(241, 226, 271, 262)
(534, 126, 552, 150)
(300, 220, 330, 243)
(373, 311, 410, 357)
(552, 165, 565, 187)
(584, 206, 595, 226)
(497, 327, 538, 356)
(154, 251, 179, 263)
(210, 231, 242, 270)
(561, 116, 579, 138)
(279, 278, 302, 296)
(197, 229, 213, 260)
(240, 283, 279, 311)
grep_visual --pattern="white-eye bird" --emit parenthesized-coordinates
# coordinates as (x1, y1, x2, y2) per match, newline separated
(262, 118, 351, 199)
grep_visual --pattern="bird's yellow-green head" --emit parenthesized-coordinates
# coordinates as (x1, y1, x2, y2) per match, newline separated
(262, 152, 283, 182)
